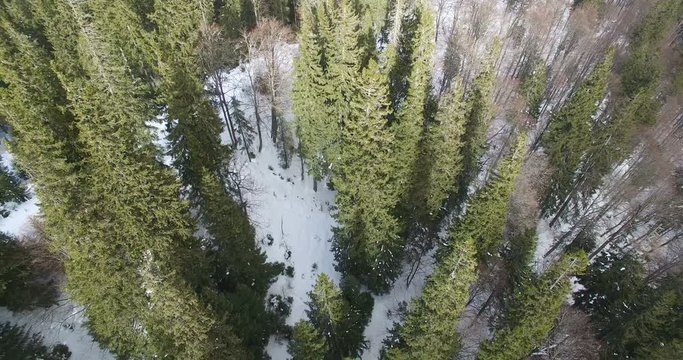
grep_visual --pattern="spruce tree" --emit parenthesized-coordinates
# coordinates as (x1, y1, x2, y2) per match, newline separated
(503, 229, 538, 291)
(574, 252, 683, 357)
(385, 232, 477, 360)
(325, 0, 362, 132)
(152, 0, 231, 199)
(418, 81, 468, 222)
(617, 276, 683, 359)
(294, 274, 372, 359)
(333, 60, 401, 293)
(152, 2, 281, 357)
(19, 1, 248, 357)
(385, 135, 526, 359)
(456, 43, 501, 204)
(197, 171, 284, 355)
(575, 251, 646, 332)
(392, 2, 435, 215)
(292, 3, 338, 181)
(477, 251, 589, 360)
(289, 321, 328, 360)
(574, 0, 680, 203)
(541, 49, 614, 216)
(464, 133, 527, 262)
(520, 58, 547, 119)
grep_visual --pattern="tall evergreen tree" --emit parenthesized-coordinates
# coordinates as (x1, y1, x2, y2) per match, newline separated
(152, 0, 231, 199)
(416, 81, 468, 223)
(573, 0, 681, 204)
(575, 252, 683, 358)
(152, 1, 281, 357)
(575, 251, 646, 333)
(289, 320, 328, 360)
(333, 60, 401, 293)
(392, 2, 435, 213)
(385, 134, 526, 359)
(293, 2, 338, 181)
(615, 275, 683, 359)
(293, 274, 372, 359)
(465, 133, 527, 262)
(8, 1, 249, 357)
(325, 0, 362, 134)
(477, 252, 589, 360)
(197, 171, 284, 355)
(520, 58, 548, 119)
(541, 49, 614, 216)
(455, 43, 501, 205)
(385, 230, 477, 360)
(503, 229, 538, 291)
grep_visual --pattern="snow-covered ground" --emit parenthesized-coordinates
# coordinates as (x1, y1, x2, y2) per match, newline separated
(216, 46, 439, 359)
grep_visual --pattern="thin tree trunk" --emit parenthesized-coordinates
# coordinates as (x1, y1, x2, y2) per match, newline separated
(298, 140, 304, 181)
(271, 102, 278, 143)
(278, 117, 288, 167)
(246, 68, 263, 152)
(215, 72, 238, 147)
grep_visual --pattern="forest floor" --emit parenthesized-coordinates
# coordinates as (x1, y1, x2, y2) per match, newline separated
(219, 52, 434, 359)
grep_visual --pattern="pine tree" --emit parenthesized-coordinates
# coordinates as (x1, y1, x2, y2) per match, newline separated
(620, 0, 681, 98)
(503, 229, 538, 291)
(456, 42, 501, 204)
(576, 87, 660, 202)
(217, 0, 246, 39)
(383, 0, 420, 116)
(0, 1, 81, 217)
(575, 251, 646, 327)
(197, 171, 284, 355)
(86, 0, 157, 87)
(541, 49, 614, 216)
(289, 321, 329, 360)
(478, 252, 589, 360)
(621, 276, 683, 359)
(392, 2, 435, 211)
(575, 252, 683, 358)
(333, 60, 401, 293)
(573, 0, 680, 203)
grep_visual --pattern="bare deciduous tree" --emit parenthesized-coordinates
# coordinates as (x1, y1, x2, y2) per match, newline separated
(198, 23, 239, 147)
(244, 18, 292, 145)
(530, 306, 602, 360)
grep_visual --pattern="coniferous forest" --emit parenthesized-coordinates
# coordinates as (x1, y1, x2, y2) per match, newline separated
(0, 0, 681, 359)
